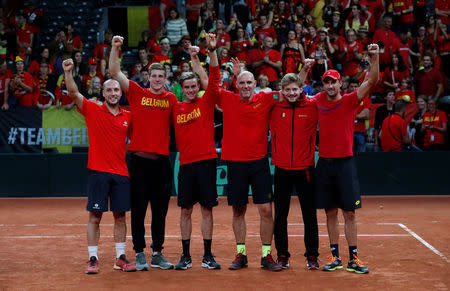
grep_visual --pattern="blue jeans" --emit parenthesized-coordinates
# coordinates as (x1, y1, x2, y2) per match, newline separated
(353, 132, 366, 153)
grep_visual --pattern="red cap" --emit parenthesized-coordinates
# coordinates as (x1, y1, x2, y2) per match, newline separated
(322, 69, 341, 81)
(88, 58, 98, 65)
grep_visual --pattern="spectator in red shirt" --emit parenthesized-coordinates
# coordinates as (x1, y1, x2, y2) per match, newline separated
(307, 27, 335, 58)
(254, 13, 277, 47)
(215, 19, 231, 50)
(248, 36, 282, 87)
(373, 14, 399, 71)
(380, 100, 414, 151)
(27, 46, 54, 77)
(434, 20, 450, 78)
(382, 52, 409, 92)
(152, 37, 172, 65)
(54, 74, 75, 111)
(389, 0, 414, 33)
(395, 78, 415, 103)
(414, 54, 444, 99)
(340, 29, 363, 77)
(82, 58, 103, 95)
(94, 28, 113, 62)
(15, 12, 33, 59)
(435, 0, 450, 28)
(230, 27, 253, 62)
(350, 79, 371, 152)
(0, 58, 12, 110)
(65, 23, 83, 51)
(359, 0, 384, 32)
(10, 56, 35, 106)
(63, 58, 135, 275)
(138, 47, 150, 70)
(421, 97, 448, 151)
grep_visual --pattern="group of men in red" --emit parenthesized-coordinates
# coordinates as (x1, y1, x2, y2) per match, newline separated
(63, 30, 381, 275)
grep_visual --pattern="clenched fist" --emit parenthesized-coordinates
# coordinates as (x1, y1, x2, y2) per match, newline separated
(112, 35, 124, 48)
(63, 59, 74, 72)
(367, 44, 379, 55)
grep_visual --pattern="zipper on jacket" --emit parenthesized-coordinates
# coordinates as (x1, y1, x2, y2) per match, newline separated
(290, 107, 295, 168)
(273, 133, 277, 153)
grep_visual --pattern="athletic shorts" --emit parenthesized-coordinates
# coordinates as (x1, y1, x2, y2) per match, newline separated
(226, 156, 273, 206)
(86, 169, 131, 212)
(178, 159, 218, 208)
(314, 157, 361, 211)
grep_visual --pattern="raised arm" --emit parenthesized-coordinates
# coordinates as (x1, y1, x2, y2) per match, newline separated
(189, 45, 209, 89)
(109, 35, 129, 92)
(357, 44, 379, 102)
(298, 58, 315, 85)
(63, 59, 83, 109)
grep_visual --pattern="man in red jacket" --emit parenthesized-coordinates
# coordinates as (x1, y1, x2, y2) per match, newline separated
(269, 59, 320, 270)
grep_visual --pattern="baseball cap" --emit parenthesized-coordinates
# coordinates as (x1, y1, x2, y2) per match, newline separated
(88, 58, 98, 65)
(322, 69, 341, 81)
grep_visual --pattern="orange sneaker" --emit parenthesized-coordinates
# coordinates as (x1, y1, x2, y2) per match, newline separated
(114, 254, 137, 272)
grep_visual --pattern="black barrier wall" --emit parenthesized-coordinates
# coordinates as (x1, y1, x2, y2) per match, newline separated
(1, 152, 449, 197)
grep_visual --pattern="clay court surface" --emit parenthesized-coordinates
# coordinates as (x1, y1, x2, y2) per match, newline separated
(0, 196, 448, 290)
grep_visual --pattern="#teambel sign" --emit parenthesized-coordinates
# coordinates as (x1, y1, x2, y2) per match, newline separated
(0, 106, 88, 153)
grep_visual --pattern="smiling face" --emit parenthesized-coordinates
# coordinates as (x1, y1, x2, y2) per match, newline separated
(181, 77, 200, 103)
(282, 82, 302, 103)
(149, 68, 166, 92)
(323, 77, 342, 98)
(103, 79, 121, 107)
(236, 72, 256, 101)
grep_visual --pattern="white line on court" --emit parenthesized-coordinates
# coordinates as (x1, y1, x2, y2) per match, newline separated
(397, 223, 450, 263)
(0, 234, 409, 239)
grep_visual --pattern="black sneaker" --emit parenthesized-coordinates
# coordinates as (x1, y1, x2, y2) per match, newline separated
(322, 255, 343, 271)
(306, 255, 319, 270)
(202, 254, 221, 270)
(346, 255, 369, 274)
(277, 255, 290, 269)
(175, 254, 192, 270)
(228, 253, 248, 270)
(260, 253, 282, 271)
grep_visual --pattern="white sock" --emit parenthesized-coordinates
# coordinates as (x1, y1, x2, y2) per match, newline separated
(115, 242, 126, 259)
(88, 246, 98, 260)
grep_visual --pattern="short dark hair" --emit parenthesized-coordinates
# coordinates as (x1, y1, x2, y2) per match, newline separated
(179, 72, 200, 86)
(394, 100, 406, 112)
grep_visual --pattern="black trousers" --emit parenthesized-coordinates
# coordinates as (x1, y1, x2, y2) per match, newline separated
(129, 154, 172, 253)
(273, 166, 319, 258)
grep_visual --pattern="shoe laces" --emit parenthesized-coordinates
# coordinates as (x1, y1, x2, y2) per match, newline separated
(351, 255, 365, 266)
(266, 253, 277, 264)
(232, 253, 244, 263)
(119, 255, 130, 264)
(326, 254, 338, 264)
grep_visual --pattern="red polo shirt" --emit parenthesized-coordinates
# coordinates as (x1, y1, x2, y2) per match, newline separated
(173, 65, 220, 165)
(313, 90, 360, 158)
(78, 99, 131, 177)
(435, 0, 450, 24)
(219, 90, 280, 161)
(381, 114, 407, 152)
(270, 96, 318, 170)
(126, 80, 178, 155)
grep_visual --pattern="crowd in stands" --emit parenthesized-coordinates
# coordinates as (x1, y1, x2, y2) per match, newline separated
(0, 0, 449, 151)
